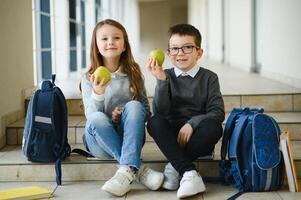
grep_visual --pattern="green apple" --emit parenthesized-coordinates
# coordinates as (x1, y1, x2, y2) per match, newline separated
(93, 66, 111, 84)
(149, 49, 165, 66)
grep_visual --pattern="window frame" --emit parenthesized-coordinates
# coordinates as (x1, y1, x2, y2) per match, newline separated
(33, 0, 54, 82)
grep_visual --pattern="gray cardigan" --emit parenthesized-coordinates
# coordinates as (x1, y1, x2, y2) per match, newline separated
(81, 72, 151, 120)
(153, 66, 225, 130)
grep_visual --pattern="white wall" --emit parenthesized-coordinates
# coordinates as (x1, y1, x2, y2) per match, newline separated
(123, 0, 140, 55)
(189, 0, 253, 70)
(53, 0, 70, 80)
(188, 0, 208, 54)
(85, 0, 96, 69)
(225, 0, 253, 71)
(261, 0, 301, 88)
(207, 0, 223, 62)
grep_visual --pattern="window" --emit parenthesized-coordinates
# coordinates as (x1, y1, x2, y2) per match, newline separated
(81, 0, 86, 69)
(69, 0, 77, 71)
(69, 0, 87, 72)
(95, 0, 101, 23)
(33, 0, 96, 83)
(37, 0, 52, 80)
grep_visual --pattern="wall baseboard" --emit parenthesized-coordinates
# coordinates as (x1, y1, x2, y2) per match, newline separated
(0, 110, 23, 149)
(0, 86, 36, 149)
(261, 69, 301, 90)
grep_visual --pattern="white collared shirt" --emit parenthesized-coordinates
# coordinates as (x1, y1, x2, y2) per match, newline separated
(174, 65, 201, 78)
(111, 66, 127, 78)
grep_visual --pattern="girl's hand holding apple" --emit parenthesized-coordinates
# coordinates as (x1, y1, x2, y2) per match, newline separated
(90, 73, 110, 95)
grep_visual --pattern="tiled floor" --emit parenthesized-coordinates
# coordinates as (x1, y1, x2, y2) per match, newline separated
(0, 180, 300, 199)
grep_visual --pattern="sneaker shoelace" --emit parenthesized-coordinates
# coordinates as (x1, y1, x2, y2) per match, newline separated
(139, 167, 151, 182)
(112, 170, 133, 185)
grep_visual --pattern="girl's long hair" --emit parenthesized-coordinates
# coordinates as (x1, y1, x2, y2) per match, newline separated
(87, 19, 144, 100)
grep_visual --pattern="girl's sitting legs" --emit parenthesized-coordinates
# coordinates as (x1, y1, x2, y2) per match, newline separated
(84, 111, 122, 160)
(85, 101, 163, 196)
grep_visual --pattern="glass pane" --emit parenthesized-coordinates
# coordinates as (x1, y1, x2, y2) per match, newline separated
(41, 51, 52, 79)
(95, 0, 101, 23)
(81, 0, 85, 22)
(40, 0, 50, 13)
(81, 25, 85, 46)
(70, 50, 77, 71)
(41, 15, 51, 48)
(70, 22, 77, 47)
(82, 49, 86, 68)
(95, 9, 98, 23)
(69, 0, 76, 19)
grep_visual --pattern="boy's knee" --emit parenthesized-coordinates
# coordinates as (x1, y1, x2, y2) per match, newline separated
(148, 115, 166, 123)
(147, 115, 166, 136)
(198, 118, 222, 135)
(208, 119, 223, 137)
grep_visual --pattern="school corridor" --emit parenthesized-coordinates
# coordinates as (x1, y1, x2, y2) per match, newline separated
(0, 0, 301, 199)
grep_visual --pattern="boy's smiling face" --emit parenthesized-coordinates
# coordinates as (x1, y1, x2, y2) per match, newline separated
(168, 34, 203, 72)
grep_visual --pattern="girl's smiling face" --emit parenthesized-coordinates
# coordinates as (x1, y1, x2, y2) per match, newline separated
(96, 24, 125, 59)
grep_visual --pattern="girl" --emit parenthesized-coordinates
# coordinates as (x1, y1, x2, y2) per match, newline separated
(81, 19, 163, 196)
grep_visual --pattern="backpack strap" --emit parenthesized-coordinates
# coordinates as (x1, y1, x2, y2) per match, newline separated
(220, 108, 244, 160)
(227, 191, 245, 200)
(219, 108, 245, 184)
(228, 113, 249, 158)
(227, 108, 263, 158)
(55, 159, 62, 185)
(52, 74, 56, 86)
(54, 148, 93, 185)
(54, 86, 70, 159)
(71, 148, 94, 158)
(52, 74, 70, 186)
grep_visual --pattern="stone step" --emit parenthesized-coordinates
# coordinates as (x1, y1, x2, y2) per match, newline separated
(25, 93, 301, 115)
(6, 112, 301, 145)
(0, 141, 300, 182)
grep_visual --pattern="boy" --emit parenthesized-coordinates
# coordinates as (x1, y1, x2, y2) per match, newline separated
(146, 24, 225, 198)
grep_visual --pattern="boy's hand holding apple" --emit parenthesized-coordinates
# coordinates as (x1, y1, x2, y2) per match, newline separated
(147, 49, 167, 80)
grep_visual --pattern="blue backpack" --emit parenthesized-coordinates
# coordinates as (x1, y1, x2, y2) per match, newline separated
(219, 108, 284, 199)
(22, 75, 71, 185)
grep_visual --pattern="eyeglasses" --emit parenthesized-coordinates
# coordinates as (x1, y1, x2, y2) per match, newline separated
(167, 45, 200, 56)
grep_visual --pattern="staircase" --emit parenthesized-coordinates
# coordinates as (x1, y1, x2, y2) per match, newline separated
(1, 63, 301, 183)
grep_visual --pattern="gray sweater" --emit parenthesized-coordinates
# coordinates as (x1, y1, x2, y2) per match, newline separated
(153, 67, 225, 130)
(81, 72, 151, 120)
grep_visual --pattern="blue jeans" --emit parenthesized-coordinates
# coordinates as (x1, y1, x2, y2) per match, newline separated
(84, 100, 146, 169)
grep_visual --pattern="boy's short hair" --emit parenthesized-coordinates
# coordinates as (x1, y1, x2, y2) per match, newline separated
(168, 24, 202, 47)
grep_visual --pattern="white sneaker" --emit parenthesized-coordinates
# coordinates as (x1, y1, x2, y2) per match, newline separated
(101, 166, 135, 196)
(138, 165, 164, 190)
(162, 162, 180, 190)
(177, 170, 206, 198)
